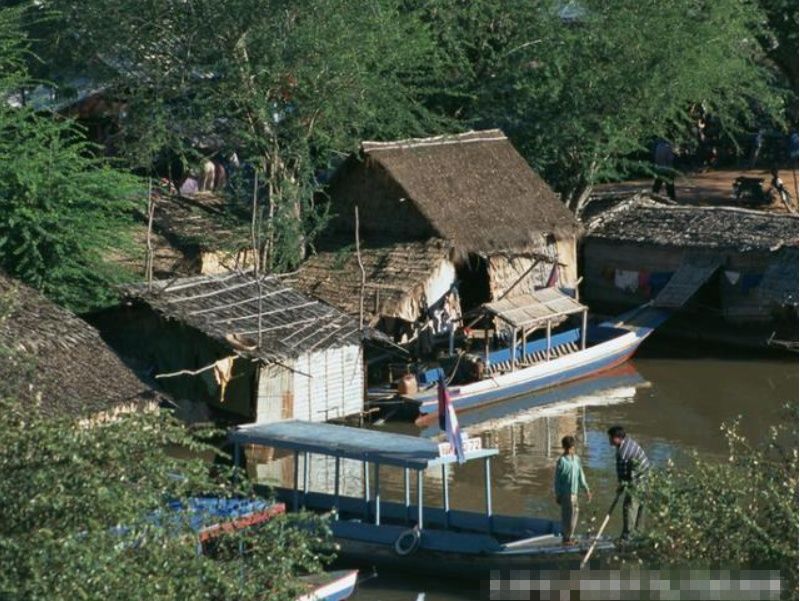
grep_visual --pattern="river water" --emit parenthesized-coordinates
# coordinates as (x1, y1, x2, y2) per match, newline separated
(344, 339, 798, 601)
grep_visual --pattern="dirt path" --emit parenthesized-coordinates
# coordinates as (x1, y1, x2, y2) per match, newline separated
(595, 168, 799, 213)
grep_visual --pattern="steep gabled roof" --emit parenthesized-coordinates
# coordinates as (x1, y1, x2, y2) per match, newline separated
(124, 272, 361, 360)
(586, 193, 799, 252)
(0, 274, 159, 419)
(290, 239, 454, 325)
(339, 130, 579, 253)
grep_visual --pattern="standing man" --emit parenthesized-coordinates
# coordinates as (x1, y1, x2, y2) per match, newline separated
(608, 425, 650, 541)
(554, 435, 592, 545)
(652, 139, 676, 200)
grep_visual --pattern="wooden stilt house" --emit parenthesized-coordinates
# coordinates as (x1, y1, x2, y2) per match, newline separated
(324, 130, 582, 312)
(107, 272, 365, 424)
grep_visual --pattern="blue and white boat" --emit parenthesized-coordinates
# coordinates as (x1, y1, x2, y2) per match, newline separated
(153, 498, 358, 600)
(229, 420, 615, 579)
(370, 288, 670, 425)
(296, 570, 358, 601)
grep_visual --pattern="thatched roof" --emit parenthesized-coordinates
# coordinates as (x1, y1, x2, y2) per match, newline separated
(483, 288, 586, 329)
(290, 239, 454, 325)
(0, 273, 159, 419)
(124, 272, 361, 361)
(586, 193, 799, 252)
(332, 130, 580, 253)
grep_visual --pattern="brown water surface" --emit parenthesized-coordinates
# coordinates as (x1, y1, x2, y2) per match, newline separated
(345, 343, 797, 600)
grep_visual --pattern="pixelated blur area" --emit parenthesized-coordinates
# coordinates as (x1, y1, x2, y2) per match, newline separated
(482, 568, 783, 600)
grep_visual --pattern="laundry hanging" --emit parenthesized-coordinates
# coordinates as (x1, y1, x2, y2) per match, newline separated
(212, 356, 236, 402)
(614, 269, 639, 293)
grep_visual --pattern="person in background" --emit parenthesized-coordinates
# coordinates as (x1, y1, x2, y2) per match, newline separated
(608, 425, 650, 542)
(652, 139, 676, 200)
(769, 168, 793, 212)
(554, 435, 592, 545)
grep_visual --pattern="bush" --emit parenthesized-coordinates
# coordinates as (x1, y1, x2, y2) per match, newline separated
(638, 404, 798, 598)
(0, 398, 333, 600)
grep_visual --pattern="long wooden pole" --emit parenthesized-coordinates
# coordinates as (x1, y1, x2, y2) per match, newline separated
(355, 206, 366, 330)
(145, 178, 155, 287)
(580, 490, 623, 569)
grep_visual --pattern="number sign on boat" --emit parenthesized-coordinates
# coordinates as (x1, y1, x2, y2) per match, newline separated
(438, 436, 482, 457)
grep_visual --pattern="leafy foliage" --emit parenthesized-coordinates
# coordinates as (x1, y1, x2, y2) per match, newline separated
(0, 5, 142, 312)
(39, 0, 448, 270)
(638, 404, 798, 598)
(418, 0, 789, 210)
(0, 397, 332, 600)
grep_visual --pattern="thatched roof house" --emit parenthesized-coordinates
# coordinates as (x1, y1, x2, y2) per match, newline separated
(325, 130, 581, 309)
(586, 194, 798, 252)
(583, 193, 798, 339)
(118, 191, 252, 279)
(291, 239, 458, 336)
(0, 273, 159, 419)
(106, 272, 365, 423)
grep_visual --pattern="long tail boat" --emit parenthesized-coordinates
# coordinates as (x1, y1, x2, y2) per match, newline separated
(229, 420, 615, 579)
(369, 288, 670, 424)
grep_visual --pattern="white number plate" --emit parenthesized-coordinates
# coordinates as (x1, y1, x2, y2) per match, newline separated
(438, 436, 482, 457)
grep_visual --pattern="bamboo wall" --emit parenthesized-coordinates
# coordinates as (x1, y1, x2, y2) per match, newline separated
(487, 235, 579, 301)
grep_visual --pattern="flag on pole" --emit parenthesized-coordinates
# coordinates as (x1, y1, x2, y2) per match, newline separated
(437, 376, 465, 463)
(546, 262, 560, 288)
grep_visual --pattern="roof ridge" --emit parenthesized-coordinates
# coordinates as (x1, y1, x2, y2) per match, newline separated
(362, 129, 506, 153)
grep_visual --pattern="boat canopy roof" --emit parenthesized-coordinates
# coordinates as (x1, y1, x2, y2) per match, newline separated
(228, 420, 498, 469)
(483, 287, 586, 329)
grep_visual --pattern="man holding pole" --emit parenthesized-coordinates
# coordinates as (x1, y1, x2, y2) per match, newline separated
(608, 425, 650, 541)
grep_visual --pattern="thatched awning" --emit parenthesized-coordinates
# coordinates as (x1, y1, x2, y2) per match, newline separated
(0, 273, 160, 419)
(483, 288, 586, 329)
(124, 272, 361, 361)
(290, 239, 454, 325)
(337, 130, 580, 253)
(586, 194, 798, 252)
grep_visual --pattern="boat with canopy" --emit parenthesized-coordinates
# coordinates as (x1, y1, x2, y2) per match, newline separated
(229, 420, 614, 578)
(369, 288, 670, 424)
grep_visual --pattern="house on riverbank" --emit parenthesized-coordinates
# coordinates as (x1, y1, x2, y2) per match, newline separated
(0, 273, 160, 420)
(323, 130, 581, 313)
(583, 193, 798, 346)
(97, 272, 364, 424)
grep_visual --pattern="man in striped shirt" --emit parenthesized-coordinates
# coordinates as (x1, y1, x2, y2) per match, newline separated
(608, 425, 650, 541)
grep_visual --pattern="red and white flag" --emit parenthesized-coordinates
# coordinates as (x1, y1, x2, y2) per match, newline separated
(546, 263, 560, 288)
(437, 377, 465, 463)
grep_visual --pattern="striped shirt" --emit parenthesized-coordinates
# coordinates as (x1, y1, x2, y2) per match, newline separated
(616, 436, 650, 483)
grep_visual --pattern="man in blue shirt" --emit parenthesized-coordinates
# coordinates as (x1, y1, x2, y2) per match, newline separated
(608, 425, 650, 541)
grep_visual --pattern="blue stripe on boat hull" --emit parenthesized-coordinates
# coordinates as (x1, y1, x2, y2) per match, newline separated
(413, 328, 658, 422)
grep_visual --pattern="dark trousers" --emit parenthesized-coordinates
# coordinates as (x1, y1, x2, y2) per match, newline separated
(621, 493, 644, 540)
(652, 173, 676, 199)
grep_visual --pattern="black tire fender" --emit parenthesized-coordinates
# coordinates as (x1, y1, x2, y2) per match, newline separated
(393, 527, 421, 556)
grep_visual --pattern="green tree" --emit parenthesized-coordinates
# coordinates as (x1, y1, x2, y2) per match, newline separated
(0, 5, 142, 312)
(418, 0, 788, 213)
(0, 396, 331, 600)
(638, 405, 798, 599)
(37, 0, 446, 271)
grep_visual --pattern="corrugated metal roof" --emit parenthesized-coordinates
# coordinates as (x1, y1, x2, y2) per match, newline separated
(483, 288, 586, 328)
